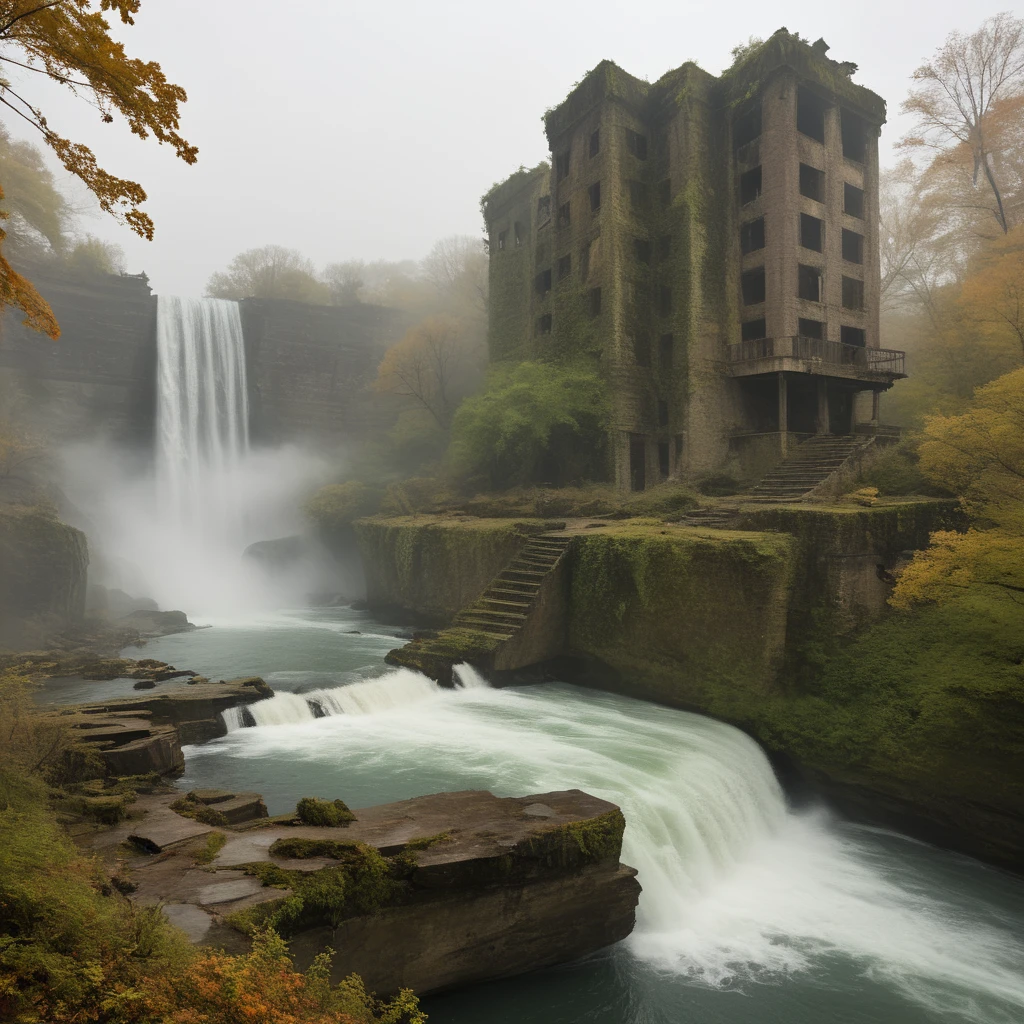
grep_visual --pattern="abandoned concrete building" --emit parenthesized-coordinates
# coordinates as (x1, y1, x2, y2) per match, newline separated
(482, 29, 906, 490)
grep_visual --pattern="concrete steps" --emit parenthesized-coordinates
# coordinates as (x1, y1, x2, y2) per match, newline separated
(453, 536, 572, 641)
(746, 435, 869, 502)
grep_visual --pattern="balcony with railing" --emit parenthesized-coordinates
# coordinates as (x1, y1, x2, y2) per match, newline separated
(728, 336, 906, 382)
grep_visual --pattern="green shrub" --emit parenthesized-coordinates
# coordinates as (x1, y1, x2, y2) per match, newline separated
(295, 796, 356, 827)
(304, 481, 383, 532)
(170, 794, 228, 826)
(448, 360, 609, 490)
(695, 472, 740, 496)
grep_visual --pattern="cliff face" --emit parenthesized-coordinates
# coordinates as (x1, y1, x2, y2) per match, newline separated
(0, 505, 88, 648)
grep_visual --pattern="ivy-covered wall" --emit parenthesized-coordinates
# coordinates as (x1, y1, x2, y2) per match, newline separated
(482, 29, 890, 489)
(353, 515, 546, 624)
(568, 525, 795, 705)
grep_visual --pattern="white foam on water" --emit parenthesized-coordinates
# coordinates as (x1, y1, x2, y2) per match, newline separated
(211, 673, 1024, 1023)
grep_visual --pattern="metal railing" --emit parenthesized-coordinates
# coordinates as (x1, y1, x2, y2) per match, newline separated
(728, 336, 905, 376)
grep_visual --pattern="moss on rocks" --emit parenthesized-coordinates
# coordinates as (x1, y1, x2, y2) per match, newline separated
(294, 796, 355, 827)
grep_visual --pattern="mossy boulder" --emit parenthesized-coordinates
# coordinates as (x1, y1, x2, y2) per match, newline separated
(295, 796, 356, 827)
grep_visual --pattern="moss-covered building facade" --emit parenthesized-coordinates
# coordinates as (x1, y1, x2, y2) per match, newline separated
(482, 30, 906, 490)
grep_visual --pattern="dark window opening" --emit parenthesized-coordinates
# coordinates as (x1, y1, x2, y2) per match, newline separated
(557, 254, 571, 280)
(536, 313, 552, 335)
(589, 128, 600, 157)
(798, 317, 824, 339)
(557, 202, 570, 228)
(741, 217, 765, 254)
(797, 87, 826, 143)
(841, 109, 868, 162)
(658, 441, 670, 481)
(841, 325, 866, 347)
(659, 333, 674, 369)
(740, 166, 762, 205)
(589, 181, 601, 212)
(842, 229, 864, 264)
(734, 104, 762, 148)
(844, 183, 865, 219)
(629, 280, 647, 307)
(535, 268, 552, 295)
(842, 275, 864, 310)
(589, 287, 602, 316)
(742, 267, 766, 305)
(657, 235, 672, 261)
(514, 222, 523, 247)
(659, 286, 672, 316)
(741, 318, 767, 342)
(800, 213, 824, 252)
(629, 180, 648, 210)
(658, 400, 669, 428)
(626, 129, 648, 159)
(497, 230, 506, 251)
(799, 163, 825, 202)
(580, 242, 591, 280)
(629, 434, 646, 492)
(634, 238, 652, 264)
(556, 150, 570, 181)
(537, 195, 551, 222)
(658, 178, 671, 206)
(634, 333, 651, 367)
(798, 264, 822, 302)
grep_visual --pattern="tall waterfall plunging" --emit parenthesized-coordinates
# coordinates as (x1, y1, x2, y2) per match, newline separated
(156, 296, 249, 547)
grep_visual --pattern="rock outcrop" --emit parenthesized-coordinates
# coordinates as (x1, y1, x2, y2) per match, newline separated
(0, 504, 89, 648)
(101, 787, 640, 996)
(53, 676, 273, 774)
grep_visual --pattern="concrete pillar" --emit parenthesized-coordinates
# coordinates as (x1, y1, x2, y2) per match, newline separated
(816, 378, 830, 434)
(871, 390, 880, 427)
(778, 372, 788, 455)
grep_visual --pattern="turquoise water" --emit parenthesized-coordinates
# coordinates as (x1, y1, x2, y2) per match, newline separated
(134, 612, 1024, 1024)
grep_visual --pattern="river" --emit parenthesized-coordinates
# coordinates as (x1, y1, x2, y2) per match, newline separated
(106, 607, 1024, 1024)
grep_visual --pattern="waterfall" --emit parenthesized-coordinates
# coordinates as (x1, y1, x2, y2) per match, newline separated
(222, 663, 487, 730)
(156, 296, 249, 545)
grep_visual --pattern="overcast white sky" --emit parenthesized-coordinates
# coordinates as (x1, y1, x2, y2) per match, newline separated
(8, 0, 1015, 297)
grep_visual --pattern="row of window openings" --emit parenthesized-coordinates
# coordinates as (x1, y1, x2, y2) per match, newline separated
(537, 236, 672, 298)
(740, 266, 865, 308)
(740, 318, 867, 347)
(556, 127, 649, 182)
(739, 214, 864, 264)
(740, 164, 865, 218)
(733, 88, 870, 161)
(551, 177, 671, 229)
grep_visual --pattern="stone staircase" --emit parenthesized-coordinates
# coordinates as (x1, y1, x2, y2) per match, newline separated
(452, 535, 572, 641)
(746, 434, 870, 502)
(679, 504, 741, 528)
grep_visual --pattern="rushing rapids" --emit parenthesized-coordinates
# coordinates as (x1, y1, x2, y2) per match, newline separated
(164, 639, 1024, 1024)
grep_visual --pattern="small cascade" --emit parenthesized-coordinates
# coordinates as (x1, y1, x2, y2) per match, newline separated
(223, 664, 489, 731)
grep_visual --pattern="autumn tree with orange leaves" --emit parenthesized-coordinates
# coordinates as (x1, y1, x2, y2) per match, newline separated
(0, 1, 196, 338)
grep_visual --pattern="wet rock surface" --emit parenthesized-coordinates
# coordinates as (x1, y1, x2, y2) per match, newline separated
(87, 787, 640, 996)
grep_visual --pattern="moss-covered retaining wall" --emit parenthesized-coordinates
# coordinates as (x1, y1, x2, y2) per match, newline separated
(354, 516, 548, 624)
(568, 525, 795, 707)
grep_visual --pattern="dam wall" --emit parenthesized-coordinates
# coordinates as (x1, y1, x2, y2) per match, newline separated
(0, 267, 410, 448)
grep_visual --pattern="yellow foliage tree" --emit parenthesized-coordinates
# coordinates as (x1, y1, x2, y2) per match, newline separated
(0, 1, 197, 337)
(959, 226, 1024, 358)
(374, 314, 483, 430)
(892, 366, 1024, 608)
